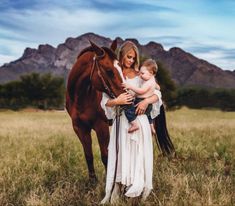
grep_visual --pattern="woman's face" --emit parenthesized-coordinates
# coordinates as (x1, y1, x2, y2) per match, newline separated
(122, 49, 136, 68)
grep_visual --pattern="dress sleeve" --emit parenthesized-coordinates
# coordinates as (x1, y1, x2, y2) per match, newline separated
(100, 93, 116, 120)
(151, 89, 163, 119)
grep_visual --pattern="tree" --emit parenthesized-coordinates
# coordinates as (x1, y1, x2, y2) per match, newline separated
(0, 81, 26, 109)
(20, 72, 65, 109)
(176, 87, 235, 111)
(156, 61, 178, 108)
(213, 89, 235, 111)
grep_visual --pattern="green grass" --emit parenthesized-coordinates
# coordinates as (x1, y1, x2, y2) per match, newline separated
(0, 108, 234, 205)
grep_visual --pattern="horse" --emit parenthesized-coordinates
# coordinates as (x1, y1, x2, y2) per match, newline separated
(66, 39, 175, 181)
(66, 40, 123, 180)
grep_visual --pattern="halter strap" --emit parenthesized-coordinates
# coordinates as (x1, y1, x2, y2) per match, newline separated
(90, 55, 116, 99)
(89, 55, 96, 81)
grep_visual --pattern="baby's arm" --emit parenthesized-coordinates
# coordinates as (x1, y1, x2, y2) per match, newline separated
(155, 83, 160, 90)
(122, 82, 151, 95)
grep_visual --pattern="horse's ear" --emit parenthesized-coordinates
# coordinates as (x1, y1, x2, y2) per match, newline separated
(89, 40, 104, 57)
(110, 39, 117, 52)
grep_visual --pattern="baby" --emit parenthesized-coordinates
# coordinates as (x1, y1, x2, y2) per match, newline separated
(122, 59, 160, 134)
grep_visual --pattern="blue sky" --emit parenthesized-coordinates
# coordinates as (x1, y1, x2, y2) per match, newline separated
(0, 0, 235, 70)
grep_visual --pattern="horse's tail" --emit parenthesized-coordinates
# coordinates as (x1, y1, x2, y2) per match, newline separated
(65, 92, 72, 115)
(154, 105, 175, 156)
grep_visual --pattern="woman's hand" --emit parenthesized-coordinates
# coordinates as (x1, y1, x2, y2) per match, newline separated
(135, 98, 149, 115)
(115, 92, 134, 105)
(135, 94, 159, 115)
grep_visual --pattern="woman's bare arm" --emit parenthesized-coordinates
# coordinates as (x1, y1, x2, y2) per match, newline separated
(135, 94, 159, 115)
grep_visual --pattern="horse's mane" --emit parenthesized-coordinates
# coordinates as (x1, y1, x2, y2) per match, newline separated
(77, 46, 117, 60)
(77, 46, 94, 58)
(102, 47, 117, 60)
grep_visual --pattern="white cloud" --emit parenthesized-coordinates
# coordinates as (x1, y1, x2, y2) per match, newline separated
(192, 50, 235, 70)
(0, 54, 16, 66)
(0, 8, 121, 43)
(0, 7, 123, 65)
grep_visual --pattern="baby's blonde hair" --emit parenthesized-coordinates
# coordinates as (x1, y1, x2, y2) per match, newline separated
(142, 59, 158, 75)
(117, 41, 139, 71)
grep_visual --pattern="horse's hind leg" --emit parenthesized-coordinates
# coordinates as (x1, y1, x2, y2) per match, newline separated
(72, 122, 97, 181)
(94, 120, 109, 170)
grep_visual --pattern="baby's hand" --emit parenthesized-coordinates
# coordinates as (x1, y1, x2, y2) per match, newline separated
(122, 82, 132, 90)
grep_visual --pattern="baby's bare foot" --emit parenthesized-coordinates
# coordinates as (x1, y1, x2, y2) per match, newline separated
(128, 124, 139, 133)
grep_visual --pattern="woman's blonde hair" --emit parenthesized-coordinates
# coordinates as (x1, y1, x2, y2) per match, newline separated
(117, 41, 139, 71)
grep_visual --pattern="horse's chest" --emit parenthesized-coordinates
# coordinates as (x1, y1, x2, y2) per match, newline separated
(76, 92, 103, 121)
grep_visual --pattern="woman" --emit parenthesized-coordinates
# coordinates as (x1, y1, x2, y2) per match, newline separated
(101, 41, 162, 204)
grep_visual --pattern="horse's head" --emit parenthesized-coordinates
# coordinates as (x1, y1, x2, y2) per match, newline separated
(89, 40, 124, 98)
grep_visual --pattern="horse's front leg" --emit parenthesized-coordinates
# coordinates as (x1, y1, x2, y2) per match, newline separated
(94, 120, 110, 171)
(72, 121, 97, 181)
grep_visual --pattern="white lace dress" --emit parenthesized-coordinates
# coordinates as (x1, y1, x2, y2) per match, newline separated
(100, 76, 162, 202)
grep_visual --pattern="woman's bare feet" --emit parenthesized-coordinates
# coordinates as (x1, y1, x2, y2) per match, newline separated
(110, 183, 121, 204)
(141, 188, 151, 201)
(100, 191, 111, 204)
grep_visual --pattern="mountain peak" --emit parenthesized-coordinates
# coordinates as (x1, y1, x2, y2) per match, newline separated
(38, 44, 55, 53)
(22, 47, 38, 59)
(169, 47, 186, 55)
(145, 41, 164, 51)
(125, 38, 140, 46)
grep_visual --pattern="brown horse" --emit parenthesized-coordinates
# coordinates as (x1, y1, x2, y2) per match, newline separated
(66, 40, 123, 180)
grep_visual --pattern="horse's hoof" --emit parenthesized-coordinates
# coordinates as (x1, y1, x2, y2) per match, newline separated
(89, 175, 98, 185)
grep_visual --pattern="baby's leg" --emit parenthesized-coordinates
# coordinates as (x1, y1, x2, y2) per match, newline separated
(124, 104, 139, 133)
(150, 123, 156, 135)
(128, 120, 139, 133)
(146, 109, 156, 135)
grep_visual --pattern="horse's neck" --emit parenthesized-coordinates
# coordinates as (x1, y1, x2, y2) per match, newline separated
(74, 53, 99, 102)
(67, 52, 95, 103)
(72, 53, 93, 85)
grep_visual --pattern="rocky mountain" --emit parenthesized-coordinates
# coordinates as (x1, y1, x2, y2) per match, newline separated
(0, 32, 235, 88)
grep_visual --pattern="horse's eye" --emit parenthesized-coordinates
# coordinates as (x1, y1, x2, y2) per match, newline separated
(106, 70, 114, 78)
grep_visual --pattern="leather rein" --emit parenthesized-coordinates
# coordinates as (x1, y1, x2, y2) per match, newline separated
(90, 54, 122, 201)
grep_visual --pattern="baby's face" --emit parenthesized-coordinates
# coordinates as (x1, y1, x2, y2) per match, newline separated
(140, 66, 153, 81)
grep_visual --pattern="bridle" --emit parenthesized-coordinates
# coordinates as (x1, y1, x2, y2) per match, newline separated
(90, 55, 116, 99)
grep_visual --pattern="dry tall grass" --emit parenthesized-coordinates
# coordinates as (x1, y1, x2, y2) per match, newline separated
(0, 108, 234, 206)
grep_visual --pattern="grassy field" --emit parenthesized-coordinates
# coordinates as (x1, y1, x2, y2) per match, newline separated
(0, 108, 234, 206)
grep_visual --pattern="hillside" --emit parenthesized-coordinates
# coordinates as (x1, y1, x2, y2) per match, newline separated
(0, 33, 235, 88)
